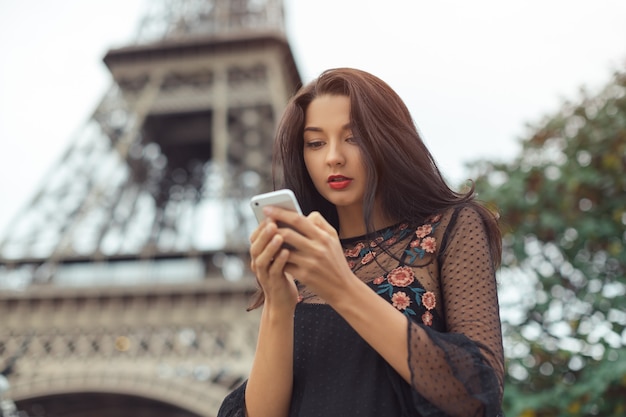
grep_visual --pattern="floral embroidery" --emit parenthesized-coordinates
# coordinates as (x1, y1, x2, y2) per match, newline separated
(343, 223, 410, 270)
(415, 224, 432, 238)
(422, 291, 436, 310)
(421, 237, 436, 253)
(422, 311, 433, 326)
(428, 213, 442, 223)
(405, 215, 441, 263)
(370, 236, 384, 247)
(376, 268, 426, 312)
(392, 292, 411, 310)
(376, 273, 438, 325)
(359, 216, 442, 326)
(345, 242, 365, 258)
(387, 266, 414, 287)
(361, 251, 376, 265)
(419, 291, 437, 326)
(373, 276, 385, 285)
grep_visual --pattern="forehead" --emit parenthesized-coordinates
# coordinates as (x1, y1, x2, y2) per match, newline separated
(304, 95, 351, 128)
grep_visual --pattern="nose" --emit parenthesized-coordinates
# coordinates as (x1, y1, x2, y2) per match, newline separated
(325, 139, 345, 166)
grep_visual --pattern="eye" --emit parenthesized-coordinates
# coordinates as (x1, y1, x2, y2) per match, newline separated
(305, 140, 324, 149)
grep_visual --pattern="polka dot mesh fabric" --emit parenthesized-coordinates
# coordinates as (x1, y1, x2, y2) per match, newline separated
(218, 204, 504, 417)
(405, 206, 504, 416)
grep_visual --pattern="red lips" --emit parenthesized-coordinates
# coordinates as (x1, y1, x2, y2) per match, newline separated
(328, 175, 352, 190)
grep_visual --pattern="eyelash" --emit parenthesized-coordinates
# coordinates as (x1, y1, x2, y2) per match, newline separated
(305, 141, 324, 149)
(304, 137, 357, 148)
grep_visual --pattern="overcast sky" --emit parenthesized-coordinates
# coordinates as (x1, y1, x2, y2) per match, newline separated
(0, 0, 625, 239)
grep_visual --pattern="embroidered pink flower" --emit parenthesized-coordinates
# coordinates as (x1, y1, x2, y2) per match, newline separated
(386, 236, 398, 246)
(422, 291, 436, 310)
(421, 237, 436, 253)
(373, 276, 385, 285)
(428, 213, 442, 223)
(387, 266, 415, 287)
(347, 260, 356, 269)
(361, 251, 376, 265)
(392, 292, 411, 310)
(415, 224, 433, 238)
(370, 236, 384, 247)
(344, 242, 365, 257)
(410, 239, 421, 248)
(422, 310, 433, 326)
(399, 223, 409, 230)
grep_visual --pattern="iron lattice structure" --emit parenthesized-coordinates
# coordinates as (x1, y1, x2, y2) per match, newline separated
(0, 0, 300, 283)
(0, 0, 301, 415)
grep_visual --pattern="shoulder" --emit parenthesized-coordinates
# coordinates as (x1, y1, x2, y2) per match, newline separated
(417, 202, 497, 251)
(432, 202, 501, 267)
(399, 202, 498, 265)
(434, 202, 498, 235)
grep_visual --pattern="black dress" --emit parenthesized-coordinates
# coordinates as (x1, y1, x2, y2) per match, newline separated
(218, 205, 504, 417)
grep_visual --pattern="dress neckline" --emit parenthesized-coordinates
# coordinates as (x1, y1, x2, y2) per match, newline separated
(339, 222, 406, 246)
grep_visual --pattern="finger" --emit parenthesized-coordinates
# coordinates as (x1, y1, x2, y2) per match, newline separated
(264, 206, 318, 239)
(249, 221, 278, 258)
(266, 211, 337, 253)
(277, 227, 310, 252)
(269, 248, 290, 273)
(250, 223, 282, 276)
(249, 218, 270, 243)
(255, 234, 285, 272)
(307, 211, 338, 236)
(278, 212, 338, 249)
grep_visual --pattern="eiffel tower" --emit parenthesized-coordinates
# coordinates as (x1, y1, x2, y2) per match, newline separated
(0, 1, 301, 416)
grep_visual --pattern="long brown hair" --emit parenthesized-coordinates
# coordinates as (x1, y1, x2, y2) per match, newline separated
(248, 68, 501, 310)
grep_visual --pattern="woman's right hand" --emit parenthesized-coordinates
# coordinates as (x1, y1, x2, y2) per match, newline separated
(249, 219, 299, 313)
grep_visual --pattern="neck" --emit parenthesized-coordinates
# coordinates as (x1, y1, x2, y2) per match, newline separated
(336, 203, 396, 239)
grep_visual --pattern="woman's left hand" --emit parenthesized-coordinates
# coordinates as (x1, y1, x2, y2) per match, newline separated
(261, 206, 355, 304)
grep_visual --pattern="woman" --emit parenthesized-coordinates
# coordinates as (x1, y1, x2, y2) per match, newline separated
(218, 68, 504, 417)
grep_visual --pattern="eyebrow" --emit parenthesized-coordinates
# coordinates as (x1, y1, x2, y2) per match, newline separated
(303, 123, 353, 133)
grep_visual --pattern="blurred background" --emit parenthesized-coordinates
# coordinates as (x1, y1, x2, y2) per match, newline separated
(0, 0, 625, 416)
(2, 0, 626, 236)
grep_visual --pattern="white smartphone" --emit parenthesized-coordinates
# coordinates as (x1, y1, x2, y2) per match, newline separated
(250, 189, 303, 224)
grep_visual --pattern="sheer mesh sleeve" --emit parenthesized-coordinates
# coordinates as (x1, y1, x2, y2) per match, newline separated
(407, 205, 504, 417)
(217, 381, 247, 417)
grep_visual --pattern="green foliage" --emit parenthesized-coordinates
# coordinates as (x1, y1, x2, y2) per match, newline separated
(469, 68, 626, 416)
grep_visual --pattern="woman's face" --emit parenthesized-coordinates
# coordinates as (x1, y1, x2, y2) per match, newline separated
(302, 94, 367, 214)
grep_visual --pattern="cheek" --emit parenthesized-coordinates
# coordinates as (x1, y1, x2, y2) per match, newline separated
(303, 153, 320, 180)
(351, 148, 367, 173)
(303, 154, 312, 176)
